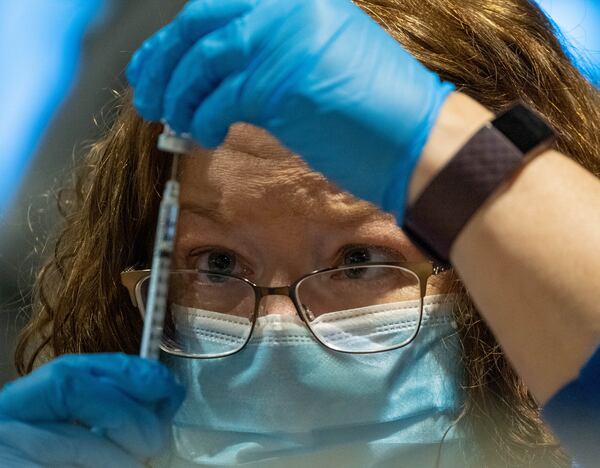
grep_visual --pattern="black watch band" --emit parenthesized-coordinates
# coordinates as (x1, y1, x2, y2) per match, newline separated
(402, 103, 555, 266)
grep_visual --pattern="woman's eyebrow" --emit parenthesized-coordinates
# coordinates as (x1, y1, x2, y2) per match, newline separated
(179, 189, 393, 228)
(321, 202, 393, 225)
(180, 202, 230, 225)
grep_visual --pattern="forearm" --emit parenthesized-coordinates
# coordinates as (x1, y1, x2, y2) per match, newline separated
(410, 92, 600, 404)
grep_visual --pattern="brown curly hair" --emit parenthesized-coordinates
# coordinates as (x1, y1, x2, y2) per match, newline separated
(15, 0, 600, 466)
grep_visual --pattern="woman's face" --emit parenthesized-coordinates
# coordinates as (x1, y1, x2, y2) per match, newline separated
(174, 123, 447, 316)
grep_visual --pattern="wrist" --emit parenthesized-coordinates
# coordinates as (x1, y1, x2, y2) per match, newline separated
(408, 92, 494, 206)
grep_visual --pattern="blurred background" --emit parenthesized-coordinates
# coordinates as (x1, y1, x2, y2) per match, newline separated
(0, 0, 598, 387)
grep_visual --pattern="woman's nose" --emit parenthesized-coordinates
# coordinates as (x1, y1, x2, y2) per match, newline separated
(258, 295, 298, 317)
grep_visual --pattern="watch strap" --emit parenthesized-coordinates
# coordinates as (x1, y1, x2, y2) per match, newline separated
(403, 104, 555, 266)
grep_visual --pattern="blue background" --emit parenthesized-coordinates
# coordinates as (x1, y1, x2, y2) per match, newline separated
(0, 0, 107, 215)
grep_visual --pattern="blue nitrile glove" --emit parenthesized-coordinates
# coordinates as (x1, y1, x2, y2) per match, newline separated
(127, 0, 454, 221)
(0, 353, 185, 468)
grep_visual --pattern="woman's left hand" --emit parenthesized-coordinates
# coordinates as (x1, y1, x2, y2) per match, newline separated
(127, 0, 454, 221)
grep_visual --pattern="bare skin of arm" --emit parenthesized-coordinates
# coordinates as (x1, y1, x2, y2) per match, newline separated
(409, 92, 600, 405)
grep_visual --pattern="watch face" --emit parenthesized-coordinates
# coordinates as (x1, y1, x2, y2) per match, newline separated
(492, 104, 555, 154)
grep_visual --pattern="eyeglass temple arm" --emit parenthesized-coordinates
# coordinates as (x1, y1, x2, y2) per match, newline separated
(120, 270, 151, 308)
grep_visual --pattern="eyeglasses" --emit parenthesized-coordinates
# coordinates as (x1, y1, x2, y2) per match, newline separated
(121, 262, 445, 358)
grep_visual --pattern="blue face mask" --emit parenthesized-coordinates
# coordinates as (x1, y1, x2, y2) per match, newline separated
(153, 294, 473, 468)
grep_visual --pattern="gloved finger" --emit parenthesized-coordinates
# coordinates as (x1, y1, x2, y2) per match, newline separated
(176, 0, 258, 42)
(0, 353, 184, 420)
(162, 18, 251, 133)
(29, 376, 167, 459)
(129, 23, 178, 120)
(0, 354, 183, 458)
(0, 445, 42, 468)
(0, 420, 144, 468)
(163, 0, 294, 134)
(127, 0, 257, 85)
(130, 0, 258, 121)
(65, 379, 170, 458)
(1, 373, 169, 458)
(69, 353, 185, 416)
(191, 73, 247, 148)
(127, 34, 160, 86)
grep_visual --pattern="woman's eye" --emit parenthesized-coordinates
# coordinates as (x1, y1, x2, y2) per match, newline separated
(344, 247, 371, 265)
(194, 249, 238, 274)
(339, 246, 402, 279)
(209, 251, 236, 273)
(343, 245, 402, 265)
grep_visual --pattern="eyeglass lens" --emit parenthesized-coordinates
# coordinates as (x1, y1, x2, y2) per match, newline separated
(296, 265, 422, 352)
(139, 266, 422, 357)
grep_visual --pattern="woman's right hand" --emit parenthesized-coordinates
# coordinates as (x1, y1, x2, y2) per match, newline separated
(127, 0, 454, 223)
(0, 353, 185, 468)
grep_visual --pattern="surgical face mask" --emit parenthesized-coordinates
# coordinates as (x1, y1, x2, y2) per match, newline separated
(152, 294, 474, 468)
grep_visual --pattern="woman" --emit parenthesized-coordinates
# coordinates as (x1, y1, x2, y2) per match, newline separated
(5, 0, 600, 466)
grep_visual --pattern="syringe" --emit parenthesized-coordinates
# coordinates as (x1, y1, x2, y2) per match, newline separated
(139, 125, 194, 360)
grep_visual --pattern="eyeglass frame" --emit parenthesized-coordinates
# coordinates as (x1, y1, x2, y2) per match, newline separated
(121, 261, 447, 358)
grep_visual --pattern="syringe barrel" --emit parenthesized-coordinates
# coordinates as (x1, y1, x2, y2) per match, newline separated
(139, 180, 180, 360)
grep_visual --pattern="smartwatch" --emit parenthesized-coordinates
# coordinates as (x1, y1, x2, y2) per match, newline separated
(403, 103, 555, 266)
